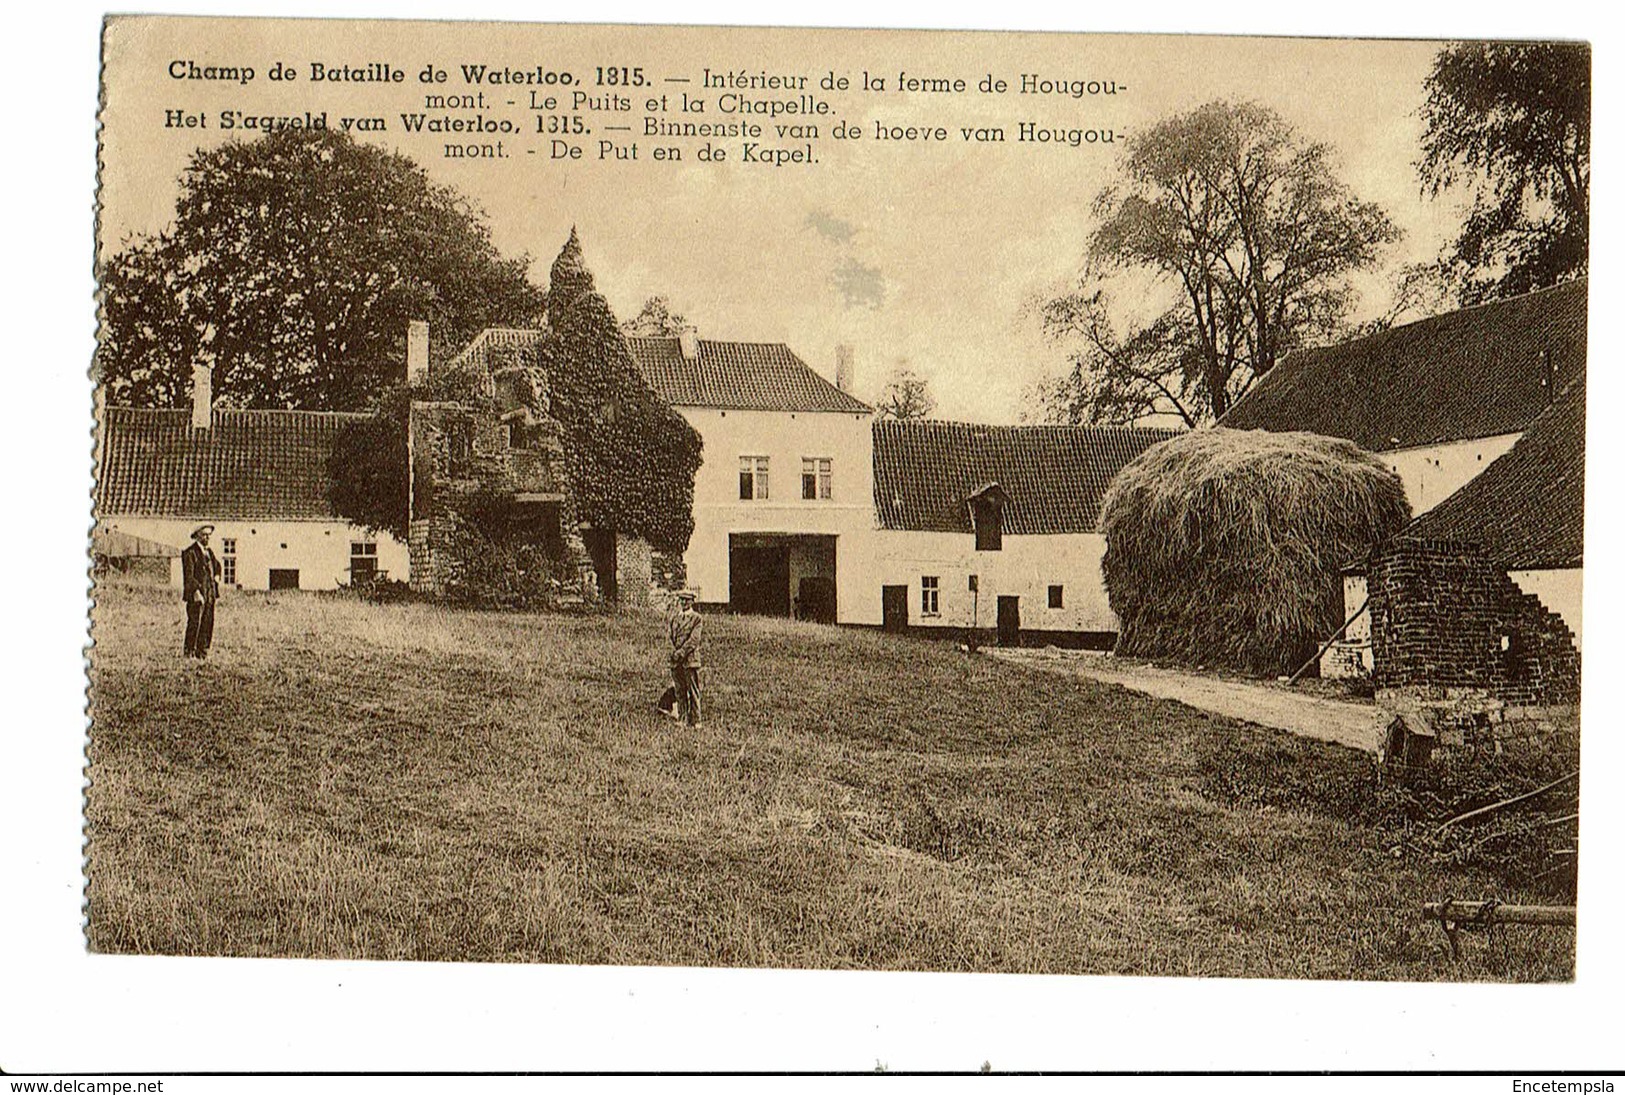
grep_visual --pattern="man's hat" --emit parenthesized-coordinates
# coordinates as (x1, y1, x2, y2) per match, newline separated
(675, 588, 698, 602)
(191, 524, 215, 540)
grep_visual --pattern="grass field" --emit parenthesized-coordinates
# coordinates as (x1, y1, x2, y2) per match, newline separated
(85, 583, 1574, 979)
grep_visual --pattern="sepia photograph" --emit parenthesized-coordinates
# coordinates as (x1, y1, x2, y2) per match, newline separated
(87, 14, 1589, 978)
(9, 3, 1613, 1075)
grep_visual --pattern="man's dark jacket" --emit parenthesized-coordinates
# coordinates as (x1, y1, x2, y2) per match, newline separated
(182, 541, 221, 603)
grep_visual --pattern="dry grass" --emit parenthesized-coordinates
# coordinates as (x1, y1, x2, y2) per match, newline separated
(85, 584, 1571, 979)
(1101, 428, 1412, 675)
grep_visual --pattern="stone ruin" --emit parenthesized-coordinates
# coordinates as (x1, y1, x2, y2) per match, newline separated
(1355, 537, 1580, 768)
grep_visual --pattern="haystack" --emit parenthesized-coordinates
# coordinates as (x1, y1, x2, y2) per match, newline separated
(1100, 428, 1410, 676)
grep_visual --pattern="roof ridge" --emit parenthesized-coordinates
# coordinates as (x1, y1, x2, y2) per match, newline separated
(872, 414, 1180, 535)
(105, 406, 371, 418)
(626, 334, 799, 350)
(625, 334, 871, 413)
(1289, 276, 1587, 361)
(1219, 278, 1586, 450)
(879, 417, 1179, 433)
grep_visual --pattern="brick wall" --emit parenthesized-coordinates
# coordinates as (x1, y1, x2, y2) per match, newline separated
(1368, 537, 1580, 706)
(1320, 639, 1372, 680)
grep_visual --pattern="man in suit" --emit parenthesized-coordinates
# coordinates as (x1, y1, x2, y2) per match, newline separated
(667, 589, 704, 727)
(181, 524, 222, 659)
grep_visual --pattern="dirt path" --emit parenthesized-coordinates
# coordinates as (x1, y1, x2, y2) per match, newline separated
(991, 649, 1387, 753)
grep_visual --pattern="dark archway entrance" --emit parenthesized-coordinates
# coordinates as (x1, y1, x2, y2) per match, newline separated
(728, 534, 838, 622)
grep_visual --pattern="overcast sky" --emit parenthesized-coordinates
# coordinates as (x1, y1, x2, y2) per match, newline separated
(101, 21, 1465, 422)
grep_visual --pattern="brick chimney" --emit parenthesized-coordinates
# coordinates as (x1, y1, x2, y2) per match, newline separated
(835, 343, 855, 394)
(190, 362, 213, 429)
(678, 324, 699, 362)
(407, 320, 430, 386)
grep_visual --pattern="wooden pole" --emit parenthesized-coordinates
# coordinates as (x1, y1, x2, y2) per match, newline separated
(1423, 901, 1574, 927)
(1287, 597, 1369, 686)
(1435, 771, 1579, 832)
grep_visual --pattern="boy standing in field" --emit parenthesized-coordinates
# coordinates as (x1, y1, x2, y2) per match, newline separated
(667, 589, 703, 727)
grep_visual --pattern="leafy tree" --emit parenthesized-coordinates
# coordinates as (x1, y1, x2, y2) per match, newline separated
(1037, 101, 1399, 426)
(622, 295, 690, 336)
(326, 386, 412, 539)
(541, 231, 703, 554)
(1419, 42, 1590, 304)
(876, 366, 937, 420)
(98, 128, 544, 411)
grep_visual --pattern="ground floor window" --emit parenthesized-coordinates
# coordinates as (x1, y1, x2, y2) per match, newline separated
(1048, 584, 1064, 609)
(350, 539, 379, 581)
(221, 537, 237, 586)
(921, 575, 940, 617)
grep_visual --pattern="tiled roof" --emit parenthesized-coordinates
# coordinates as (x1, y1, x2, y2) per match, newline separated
(873, 419, 1182, 535)
(1220, 279, 1587, 451)
(97, 408, 365, 521)
(625, 337, 871, 413)
(1402, 376, 1585, 570)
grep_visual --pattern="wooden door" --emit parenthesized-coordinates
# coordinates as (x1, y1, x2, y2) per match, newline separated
(798, 576, 836, 624)
(882, 585, 909, 633)
(731, 543, 791, 616)
(997, 595, 1020, 646)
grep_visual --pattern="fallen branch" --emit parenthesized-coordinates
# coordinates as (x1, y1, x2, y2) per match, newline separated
(1435, 772, 1578, 833)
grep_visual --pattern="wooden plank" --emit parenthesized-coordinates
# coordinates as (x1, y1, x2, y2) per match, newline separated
(1423, 902, 1575, 927)
(1288, 598, 1368, 686)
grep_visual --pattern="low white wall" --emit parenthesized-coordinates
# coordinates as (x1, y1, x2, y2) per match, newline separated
(1380, 433, 1521, 515)
(98, 516, 409, 592)
(841, 528, 1117, 634)
(1510, 567, 1584, 649)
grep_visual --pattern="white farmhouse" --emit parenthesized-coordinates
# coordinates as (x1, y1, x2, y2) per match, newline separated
(1221, 278, 1586, 515)
(95, 364, 409, 591)
(848, 420, 1178, 646)
(624, 331, 874, 621)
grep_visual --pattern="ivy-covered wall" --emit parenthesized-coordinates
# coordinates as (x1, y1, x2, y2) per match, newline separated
(404, 230, 703, 609)
(407, 371, 597, 607)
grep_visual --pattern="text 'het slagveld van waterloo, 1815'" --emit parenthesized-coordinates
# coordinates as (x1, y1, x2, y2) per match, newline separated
(161, 56, 1130, 166)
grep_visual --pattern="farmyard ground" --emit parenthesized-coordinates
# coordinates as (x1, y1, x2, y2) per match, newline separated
(85, 584, 1574, 979)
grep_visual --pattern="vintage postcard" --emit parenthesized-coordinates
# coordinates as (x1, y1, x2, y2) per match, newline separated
(75, 9, 1598, 1069)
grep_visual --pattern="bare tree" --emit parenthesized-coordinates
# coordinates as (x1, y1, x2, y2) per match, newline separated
(1037, 101, 1399, 426)
(876, 366, 937, 421)
(622, 295, 690, 336)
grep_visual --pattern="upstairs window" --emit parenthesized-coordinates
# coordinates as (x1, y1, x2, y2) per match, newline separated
(1048, 584, 1064, 609)
(921, 576, 940, 617)
(971, 498, 1003, 552)
(802, 457, 832, 500)
(739, 456, 770, 501)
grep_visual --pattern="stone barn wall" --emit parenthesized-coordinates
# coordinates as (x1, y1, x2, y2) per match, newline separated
(1367, 537, 1580, 762)
(1368, 537, 1580, 706)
